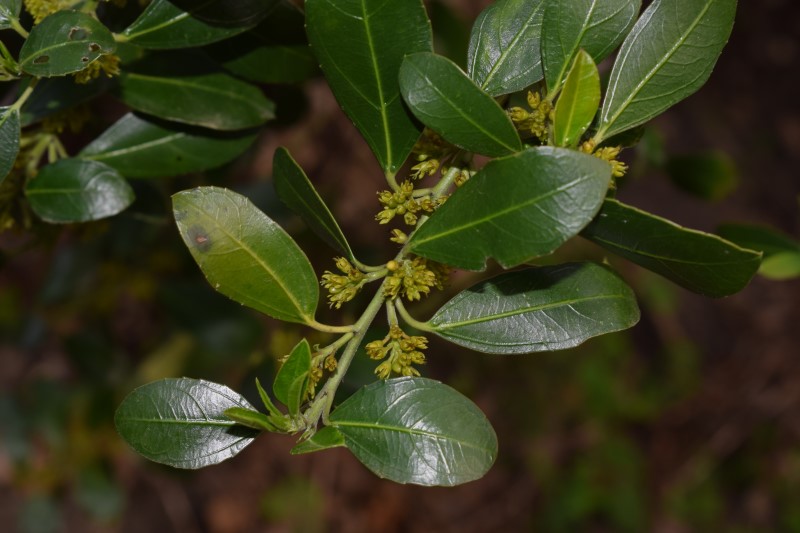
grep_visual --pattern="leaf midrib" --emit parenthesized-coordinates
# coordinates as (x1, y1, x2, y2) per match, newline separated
(479, 2, 544, 91)
(123, 72, 259, 109)
(332, 420, 494, 455)
(84, 131, 186, 160)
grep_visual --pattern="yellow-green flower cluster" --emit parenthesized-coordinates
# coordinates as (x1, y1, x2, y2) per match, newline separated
(581, 141, 628, 178)
(508, 91, 553, 142)
(320, 257, 365, 308)
(24, 0, 70, 23)
(74, 54, 121, 84)
(384, 257, 448, 301)
(410, 158, 440, 180)
(366, 325, 427, 379)
(412, 129, 450, 163)
(375, 181, 437, 226)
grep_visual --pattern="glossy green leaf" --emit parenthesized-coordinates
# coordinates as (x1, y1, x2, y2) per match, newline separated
(467, 0, 545, 96)
(291, 426, 346, 455)
(80, 113, 256, 178)
(18, 10, 116, 77)
(25, 159, 134, 223)
(116, 54, 274, 131)
(220, 43, 318, 84)
(121, 0, 252, 49)
(172, 186, 319, 325)
(542, 0, 640, 95)
(167, 0, 278, 28)
(0, 0, 22, 30)
(20, 76, 111, 127)
(595, 0, 736, 142)
(115, 378, 259, 469)
(429, 263, 639, 354)
(759, 252, 800, 281)
(553, 49, 600, 147)
(272, 339, 312, 416)
(716, 223, 800, 258)
(399, 52, 521, 157)
(330, 377, 497, 486)
(305, 0, 432, 173)
(0, 106, 19, 184)
(582, 199, 761, 297)
(223, 407, 279, 432)
(409, 147, 611, 270)
(273, 147, 353, 260)
(665, 153, 738, 201)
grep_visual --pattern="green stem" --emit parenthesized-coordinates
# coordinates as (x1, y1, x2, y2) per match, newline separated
(308, 321, 355, 334)
(10, 78, 38, 112)
(9, 16, 29, 38)
(385, 170, 400, 192)
(394, 298, 433, 332)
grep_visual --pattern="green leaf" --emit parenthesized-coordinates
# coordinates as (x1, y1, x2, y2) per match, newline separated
(223, 407, 279, 432)
(25, 159, 134, 223)
(255, 377, 284, 420)
(115, 378, 259, 469)
(20, 76, 111, 127)
(716, 223, 800, 258)
(272, 339, 312, 416)
(18, 10, 116, 77)
(305, 0, 432, 173)
(0, 106, 20, 184)
(429, 262, 640, 354)
(330, 377, 497, 486)
(291, 426, 346, 455)
(664, 152, 738, 201)
(581, 199, 761, 297)
(116, 53, 274, 131)
(409, 147, 611, 270)
(80, 113, 256, 178)
(467, 0, 545, 96)
(172, 186, 319, 325)
(759, 252, 800, 281)
(595, 0, 736, 142)
(121, 0, 253, 49)
(542, 0, 640, 95)
(219, 43, 318, 84)
(399, 52, 522, 157)
(553, 49, 600, 147)
(0, 0, 22, 30)
(273, 147, 353, 261)
(167, 0, 278, 28)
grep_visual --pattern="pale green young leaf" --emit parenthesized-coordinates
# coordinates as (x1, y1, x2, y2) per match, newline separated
(429, 263, 639, 354)
(759, 252, 800, 281)
(272, 339, 312, 416)
(409, 147, 610, 270)
(467, 0, 545, 96)
(553, 49, 600, 147)
(582, 199, 761, 297)
(115, 378, 259, 469)
(0, 106, 20, 184)
(172, 187, 319, 325)
(305, 0, 432, 173)
(330, 377, 497, 486)
(291, 426, 346, 455)
(595, 0, 737, 142)
(224, 407, 279, 432)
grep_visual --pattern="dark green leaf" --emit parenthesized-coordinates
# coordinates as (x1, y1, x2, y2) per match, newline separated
(467, 0, 545, 96)
(716, 223, 800, 258)
(542, 0, 640, 95)
(399, 52, 521, 157)
(121, 0, 252, 49)
(409, 147, 611, 270)
(80, 113, 256, 178)
(330, 377, 497, 486)
(172, 186, 320, 325)
(429, 263, 639, 354)
(291, 426, 346, 455)
(553, 49, 600, 147)
(664, 152, 738, 201)
(19, 10, 116, 77)
(115, 378, 259, 469)
(255, 377, 284, 419)
(305, 0, 432, 173)
(272, 339, 312, 416)
(582, 199, 761, 297)
(115, 54, 274, 130)
(0, 0, 22, 30)
(223, 407, 279, 432)
(219, 43, 318, 84)
(595, 0, 736, 142)
(0, 106, 20, 184)
(759, 252, 800, 281)
(20, 76, 111, 127)
(273, 147, 353, 260)
(26, 159, 134, 223)
(167, 0, 278, 28)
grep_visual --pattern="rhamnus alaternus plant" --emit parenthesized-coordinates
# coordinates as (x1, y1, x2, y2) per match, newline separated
(111, 0, 763, 486)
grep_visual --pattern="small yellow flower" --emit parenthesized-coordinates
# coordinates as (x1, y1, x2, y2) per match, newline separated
(367, 325, 428, 379)
(74, 54, 121, 85)
(321, 257, 366, 308)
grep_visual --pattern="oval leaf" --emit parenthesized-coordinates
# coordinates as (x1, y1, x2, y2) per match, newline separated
(172, 186, 319, 325)
(429, 262, 640, 354)
(467, 0, 545, 96)
(116, 54, 274, 131)
(115, 378, 259, 469)
(19, 10, 116, 77)
(306, 0, 432, 173)
(272, 339, 312, 416)
(291, 426, 346, 455)
(25, 159, 134, 223)
(581, 199, 761, 297)
(273, 147, 353, 260)
(1, 106, 20, 183)
(542, 0, 640, 95)
(409, 147, 611, 270)
(330, 377, 497, 486)
(399, 52, 522, 157)
(80, 113, 256, 178)
(121, 0, 251, 49)
(595, 0, 736, 142)
(553, 49, 600, 147)
(0, 0, 22, 30)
